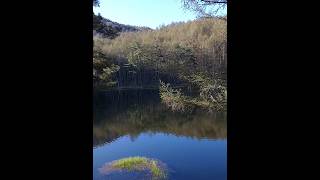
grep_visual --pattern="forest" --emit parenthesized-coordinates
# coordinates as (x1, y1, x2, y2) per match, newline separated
(93, 0, 227, 112)
(93, 1, 228, 179)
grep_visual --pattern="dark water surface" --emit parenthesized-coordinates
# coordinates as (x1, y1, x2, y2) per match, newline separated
(93, 89, 227, 180)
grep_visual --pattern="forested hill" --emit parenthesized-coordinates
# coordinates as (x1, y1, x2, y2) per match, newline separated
(93, 13, 152, 38)
(93, 16, 227, 111)
(94, 17, 226, 88)
(92, 0, 227, 111)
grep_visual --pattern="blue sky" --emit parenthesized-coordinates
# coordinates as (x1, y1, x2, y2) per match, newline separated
(93, 0, 198, 29)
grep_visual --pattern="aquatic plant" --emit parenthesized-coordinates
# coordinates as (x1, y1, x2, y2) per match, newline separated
(99, 156, 167, 180)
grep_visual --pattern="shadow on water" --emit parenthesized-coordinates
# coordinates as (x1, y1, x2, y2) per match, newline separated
(93, 89, 226, 147)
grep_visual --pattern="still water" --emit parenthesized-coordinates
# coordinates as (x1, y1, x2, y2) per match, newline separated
(93, 89, 227, 180)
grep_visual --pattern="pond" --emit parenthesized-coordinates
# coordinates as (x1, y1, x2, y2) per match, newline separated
(93, 89, 227, 180)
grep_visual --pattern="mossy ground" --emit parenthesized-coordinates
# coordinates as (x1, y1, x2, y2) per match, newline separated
(99, 156, 167, 179)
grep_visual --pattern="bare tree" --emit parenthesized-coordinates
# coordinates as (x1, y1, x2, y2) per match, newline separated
(93, 0, 99, 7)
(181, 0, 227, 17)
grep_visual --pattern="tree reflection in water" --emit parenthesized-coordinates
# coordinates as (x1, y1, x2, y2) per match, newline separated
(93, 89, 226, 147)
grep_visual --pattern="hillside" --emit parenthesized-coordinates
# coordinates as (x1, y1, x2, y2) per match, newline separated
(93, 13, 152, 38)
(93, 17, 227, 111)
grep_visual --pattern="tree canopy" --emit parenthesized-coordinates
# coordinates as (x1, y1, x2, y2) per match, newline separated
(181, 0, 227, 17)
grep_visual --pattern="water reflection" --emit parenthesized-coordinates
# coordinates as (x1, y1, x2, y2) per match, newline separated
(93, 89, 226, 147)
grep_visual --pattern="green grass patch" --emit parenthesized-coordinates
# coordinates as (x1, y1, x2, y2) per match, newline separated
(99, 156, 167, 179)
(112, 157, 148, 170)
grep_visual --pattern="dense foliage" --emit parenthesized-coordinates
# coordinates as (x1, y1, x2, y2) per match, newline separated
(93, 37, 119, 86)
(93, 16, 226, 111)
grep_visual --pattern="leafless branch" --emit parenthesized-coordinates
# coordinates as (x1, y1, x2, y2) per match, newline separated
(182, 0, 227, 17)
